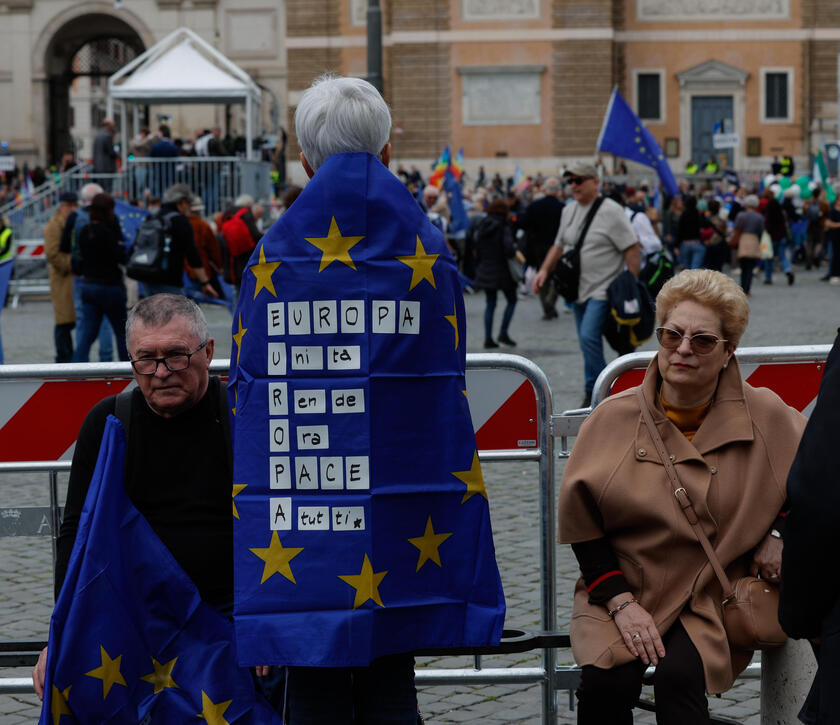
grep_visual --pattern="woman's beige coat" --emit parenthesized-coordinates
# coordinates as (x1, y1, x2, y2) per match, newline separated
(43, 211, 75, 325)
(558, 357, 806, 693)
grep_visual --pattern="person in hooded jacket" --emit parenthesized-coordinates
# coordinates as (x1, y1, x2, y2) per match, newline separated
(472, 197, 522, 348)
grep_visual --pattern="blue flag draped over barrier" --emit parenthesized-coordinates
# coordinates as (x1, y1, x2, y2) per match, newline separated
(229, 151, 505, 668)
(596, 87, 679, 197)
(39, 416, 282, 725)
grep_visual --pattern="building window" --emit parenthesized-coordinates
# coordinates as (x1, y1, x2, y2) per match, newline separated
(634, 70, 664, 123)
(761, 68, 793, 123)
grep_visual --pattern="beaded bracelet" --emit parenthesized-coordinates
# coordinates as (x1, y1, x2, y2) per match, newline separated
(607, 598, 637, 619)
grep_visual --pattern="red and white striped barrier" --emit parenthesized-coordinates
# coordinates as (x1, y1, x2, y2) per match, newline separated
(15, 240, 45, 261)
(607, 359, 826, 415)
(0, 364, 542, 463)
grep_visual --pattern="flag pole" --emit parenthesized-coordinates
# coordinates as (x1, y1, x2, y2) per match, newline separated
(595, 86, 619, 156)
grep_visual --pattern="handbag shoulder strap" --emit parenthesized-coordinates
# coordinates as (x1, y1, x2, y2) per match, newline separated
(634, 387, 735, 599)
(572, 196, 605, 253)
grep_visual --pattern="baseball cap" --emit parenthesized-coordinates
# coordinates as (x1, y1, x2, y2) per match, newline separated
(563, 163, 598, 179)
(58, 191, 78, 203)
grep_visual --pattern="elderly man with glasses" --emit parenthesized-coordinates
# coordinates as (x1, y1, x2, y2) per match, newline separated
(33, 294, 246, 699)
(533, 163, 640, 407)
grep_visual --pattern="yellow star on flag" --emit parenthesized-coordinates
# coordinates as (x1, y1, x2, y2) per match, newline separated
(250, 245, 281, 299)
(231, 389, 237, 417)
(232, 315, 247, 365)
(408, 516, 453, 572)
(232, 483, 247, 519)
(452, 451, 488, 504)
(444, 300, 459, 350)
(50, 684, 72, 725)
(85, 645, 127, 699)
(396, 235, 439, 290)
(250, 531, 304, 584)
(305, 216, 364, 272)
(197, 690, 232, 725)
(338, 553, 388, 609)
(140, 656, 179, 695)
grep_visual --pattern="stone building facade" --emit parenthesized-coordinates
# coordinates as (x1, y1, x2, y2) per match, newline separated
(0, 0, 286, 168)
(4, 0, 840, 180)
(286, 0, 840, 180)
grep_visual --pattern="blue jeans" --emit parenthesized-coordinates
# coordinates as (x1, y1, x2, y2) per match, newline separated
(679, 240, 706, 269)
(72, 281, 129, 362)
(285, 654, 417, 724)
(483, 287, 516, 341)
(764, 237, 793, 280)
(573, 298, 610, 394)
(73, 280, 114, 361)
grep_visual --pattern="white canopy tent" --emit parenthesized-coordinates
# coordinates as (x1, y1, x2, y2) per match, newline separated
(107, 27, 262, 162)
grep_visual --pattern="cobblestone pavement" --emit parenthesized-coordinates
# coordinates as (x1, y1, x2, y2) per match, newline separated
(1, 265, 838, 723)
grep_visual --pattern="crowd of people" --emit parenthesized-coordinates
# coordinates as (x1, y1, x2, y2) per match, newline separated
(11, 74, 840, 725)
(40, 180, 279, 364)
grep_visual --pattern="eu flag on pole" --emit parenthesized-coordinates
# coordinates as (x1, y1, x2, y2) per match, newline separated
(596, 87, 679, 196)
(39, 416, 281, 725)
(229, 152, 505, 668)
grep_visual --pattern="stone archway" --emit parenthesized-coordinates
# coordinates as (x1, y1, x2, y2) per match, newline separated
(39, 10, 148, 165)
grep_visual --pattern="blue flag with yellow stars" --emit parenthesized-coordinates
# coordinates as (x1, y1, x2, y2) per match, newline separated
(113, 200, 148, 246)
(229, 151, 505, 667)
(596, 86, 679, 196)
(39, 416, 282, 725)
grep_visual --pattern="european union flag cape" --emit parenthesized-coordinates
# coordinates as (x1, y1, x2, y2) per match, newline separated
(39, 416, 281, 724)
(229, 152, 505, 667)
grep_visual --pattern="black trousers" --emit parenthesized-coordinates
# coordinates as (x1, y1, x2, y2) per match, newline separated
(577, 620, 709, 725)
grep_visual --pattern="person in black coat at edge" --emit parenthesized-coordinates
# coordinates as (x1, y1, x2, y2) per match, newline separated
(472, 197, 523, 349)
(780, 328, 840, 724)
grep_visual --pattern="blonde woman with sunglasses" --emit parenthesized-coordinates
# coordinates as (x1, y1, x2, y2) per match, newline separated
(558, 269, 806, 724)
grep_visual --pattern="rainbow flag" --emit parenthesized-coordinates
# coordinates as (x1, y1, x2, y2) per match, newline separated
(429, 145, 451, 188)
(513, 165, 529, 192)
(450, 148, 465, 182)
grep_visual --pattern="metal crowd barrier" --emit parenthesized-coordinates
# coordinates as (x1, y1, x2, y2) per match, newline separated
(0, 354, 564, 722)
(125, 158, 271, 215)
(2, 346, 827, 722)
(3, 159, 272, 246)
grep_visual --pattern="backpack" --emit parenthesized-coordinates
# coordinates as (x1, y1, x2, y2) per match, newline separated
(603, 270, 656, 354)
(220, 208, 256, 257)
(126, 210, 179, 282)
(639, 249, 675, 300)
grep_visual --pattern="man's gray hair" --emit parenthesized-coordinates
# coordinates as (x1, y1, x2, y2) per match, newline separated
(80, 183, 104, 204)
(544, 177, 560, 194)
(295, 74, 391, 172)
(126, 294, 208, 348)
(163, 183, 194, 205)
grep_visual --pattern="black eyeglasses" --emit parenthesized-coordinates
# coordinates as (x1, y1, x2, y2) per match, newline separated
(568, 177, 591, 186)
(656, 327, 727, 355)
(130, 340, 208, 375)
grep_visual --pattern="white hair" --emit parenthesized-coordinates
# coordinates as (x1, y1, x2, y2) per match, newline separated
(80, 183, 104, 204)
(234, 194, 254, 208)
(294, 74, 391, 172)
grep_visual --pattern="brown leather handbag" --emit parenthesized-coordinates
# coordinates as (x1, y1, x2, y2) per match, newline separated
(636, 389, 787, 651)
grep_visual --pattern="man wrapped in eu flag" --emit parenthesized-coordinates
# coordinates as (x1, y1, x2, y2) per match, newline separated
(229, 74, 506, 723)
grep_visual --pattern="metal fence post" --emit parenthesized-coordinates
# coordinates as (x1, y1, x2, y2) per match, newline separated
(760, 641, 817, 724)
